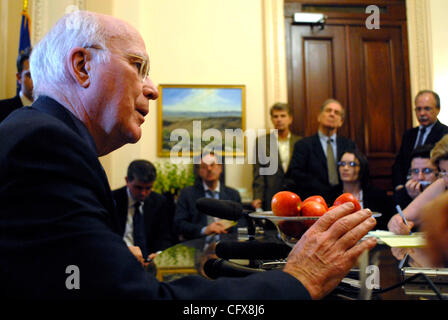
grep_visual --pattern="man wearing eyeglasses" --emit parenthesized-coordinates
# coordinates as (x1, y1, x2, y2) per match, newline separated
(0, 47, 34, 123)
(392, 90, 448, 196)
(287, 99, 356, 203)
(393, 144, 438, 209)
(0, 11, 378, 301)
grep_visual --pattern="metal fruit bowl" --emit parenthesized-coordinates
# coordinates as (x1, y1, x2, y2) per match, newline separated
(249, 211, 382, 248)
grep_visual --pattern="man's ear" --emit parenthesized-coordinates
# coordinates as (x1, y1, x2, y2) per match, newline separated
(66, 47, 91, 88)
(16, 72, 22, 84)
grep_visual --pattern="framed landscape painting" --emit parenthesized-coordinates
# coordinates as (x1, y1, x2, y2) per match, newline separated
(157, 84, 246, 158)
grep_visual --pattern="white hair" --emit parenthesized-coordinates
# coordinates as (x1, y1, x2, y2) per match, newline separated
(30, 11, 112, 98)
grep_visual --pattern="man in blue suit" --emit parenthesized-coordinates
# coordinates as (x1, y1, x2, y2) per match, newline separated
(392, 90, 448, 194)
(174, 153, 241, 240)
(113, 160, 174, 264)
(0, 47, 34, 123)
(0, 11, 377, 300)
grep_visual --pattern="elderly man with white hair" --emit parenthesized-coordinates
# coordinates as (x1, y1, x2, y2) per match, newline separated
(0, 11, 377, 300)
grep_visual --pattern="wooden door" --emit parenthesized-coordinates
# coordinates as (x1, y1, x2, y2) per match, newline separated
(287, 25, 350, 138)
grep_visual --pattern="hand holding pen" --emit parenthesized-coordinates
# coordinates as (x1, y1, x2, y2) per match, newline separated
(396, 205, 412, 234)
(387, 205, 414, 234)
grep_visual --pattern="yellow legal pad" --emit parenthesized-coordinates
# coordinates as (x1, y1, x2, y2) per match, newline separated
(367, 230, 426, 248)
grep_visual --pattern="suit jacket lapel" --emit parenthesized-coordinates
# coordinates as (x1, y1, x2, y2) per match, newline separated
(312, 134, 327, 167)
(115, 187, 130, 236)
(427, 120, 442, 142)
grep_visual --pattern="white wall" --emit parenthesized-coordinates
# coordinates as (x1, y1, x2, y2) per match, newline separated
(429, 0, 448, 124)
(98, 0, 267, 201)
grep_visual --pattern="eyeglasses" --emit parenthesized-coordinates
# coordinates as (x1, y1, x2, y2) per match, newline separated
(126, 53, 149, 82)
(409, 168, 436, 175)
(438, 171, 448, 178)
(337, 161, 359, 167)
(84, 45, 149, 82)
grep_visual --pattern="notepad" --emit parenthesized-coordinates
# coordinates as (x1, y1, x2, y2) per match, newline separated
(219, 219, 238, 230)
(367, 230, 426, 248)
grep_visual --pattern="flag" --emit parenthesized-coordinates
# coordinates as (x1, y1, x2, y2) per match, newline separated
(18, 2, 31, 54)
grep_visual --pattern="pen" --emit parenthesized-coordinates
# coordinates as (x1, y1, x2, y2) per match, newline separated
(395, 205, 411, 234)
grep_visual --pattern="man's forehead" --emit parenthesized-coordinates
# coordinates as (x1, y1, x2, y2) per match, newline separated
(272, 110, 290, 116)
(130, 179, 154, 186)
(101, 15, 148, 57)
(324, 102, 342, 111)
(416, 93, 436, 106)
(201, 154, 219, 165)
(412, 157, 434, 166)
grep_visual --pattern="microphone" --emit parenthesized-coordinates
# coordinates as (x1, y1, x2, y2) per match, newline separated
(196, 198, 245, 221)
(215, 240, 291, 260)
(203, 258, 265, 279)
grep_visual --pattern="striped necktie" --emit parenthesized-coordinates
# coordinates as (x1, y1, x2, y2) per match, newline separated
(132, 201, 147, 257)
(327, 138, 339, 185)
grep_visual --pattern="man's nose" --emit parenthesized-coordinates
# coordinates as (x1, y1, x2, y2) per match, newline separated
(143, 77, 159, 100)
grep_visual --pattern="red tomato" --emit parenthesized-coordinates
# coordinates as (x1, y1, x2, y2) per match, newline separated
(271, 191, 302, 217)
(301, 201, 327, 227)
(333, 193, 361, 212)
(301, 201, 327, 217)
(303, 195, 328, 210)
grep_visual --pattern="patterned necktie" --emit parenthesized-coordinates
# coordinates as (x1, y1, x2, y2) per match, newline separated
(205, 190, 218, 225)
(327, 138, 339, 185)
(133, 201, 147, 257)
(415, 126, 426, 148)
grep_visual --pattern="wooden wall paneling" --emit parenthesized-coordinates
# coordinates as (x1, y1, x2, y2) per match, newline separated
(288, 24, 349, 137)
(348, 26, 408, 189)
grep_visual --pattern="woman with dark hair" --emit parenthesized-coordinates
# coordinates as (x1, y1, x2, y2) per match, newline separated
(336, 149, 394, 230)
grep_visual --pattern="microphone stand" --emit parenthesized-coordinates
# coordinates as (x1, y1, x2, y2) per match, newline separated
(245, 213, 256, 241)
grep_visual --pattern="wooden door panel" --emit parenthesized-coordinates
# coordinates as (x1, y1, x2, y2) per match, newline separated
(288, 25, 349, 137)
(348, 26, 409, 190)
(363, 39, 395, 153)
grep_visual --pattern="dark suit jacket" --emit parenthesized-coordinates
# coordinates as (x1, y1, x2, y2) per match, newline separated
(0, 95, 23, 123)
(252, 133, 301, 210)
(174, 182, 242, 240)
(363, 186, 395, 230)
(392, 187, 413, 211)
(392, 120, 448, 188)
(0, 96, 310, 300)
(112, 186, 174, 255)
(286, 134, 356, 203)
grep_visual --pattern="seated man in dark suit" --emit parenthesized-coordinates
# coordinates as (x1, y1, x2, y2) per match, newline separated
(392, 90, 448, 195)
(0, 47, 33, 123)
(393, 144, 438, 210)
(112, 159, 174, 264)
(0, 10, 377, 300)
(174, 152, 241, 240)
(287, 99, 356, 203)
